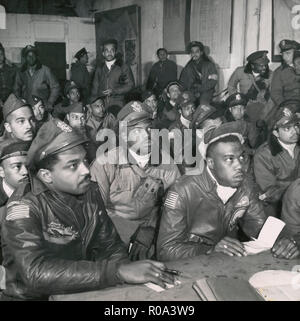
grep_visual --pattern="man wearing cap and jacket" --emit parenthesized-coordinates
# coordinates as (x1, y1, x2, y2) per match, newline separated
(90, 101, 181, 261)
(70, 48, 91, 104)
(0, 117, 175, 301)
(179, 41, 218, 105)
(14, 45, 60, 110)
(0, 93, 36, 143)
(224, 93, 267, 149)
(271, 40, 300, 106)
(228, 50, 274, 124)
(91, 39, 135, 108)
(53, 81, 81, 120)
(146, 48, 178, 97)
(254, 106, 300, 218)
(157, 122, 298, 262)
(0, 43, 17, 105)
(86, 96, 117, 146)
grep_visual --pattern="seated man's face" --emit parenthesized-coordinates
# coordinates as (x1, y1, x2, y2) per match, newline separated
(294, 57, 300, 75)
(67, 88, 80, 103)
(229, 105, 245, 121)
(47, 145, 91, 195)
(67, 112, 86, 131)
(91, 99, 106, 118)
(0, 156, 29, 189)
(180, 103, 195, 121)
(207, 140, 245, 188)
(167, 85, 181, 102)
(5, 107, 36, 142)
(274, 123, 300, 144)
(127, 122, 152, 155)
(144, 95, 158, 116)
(103, 44, 116, 62)
(32, 100, 45, 121)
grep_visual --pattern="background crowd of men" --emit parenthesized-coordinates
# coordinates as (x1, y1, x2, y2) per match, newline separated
(0, 37, 300, 300)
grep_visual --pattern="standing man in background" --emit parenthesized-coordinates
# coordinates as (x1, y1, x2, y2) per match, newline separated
(146, 48, 177, 98)
(70, 48, 91, 105)
(91, 39, 134, 108)
(14, 45, 60, 111)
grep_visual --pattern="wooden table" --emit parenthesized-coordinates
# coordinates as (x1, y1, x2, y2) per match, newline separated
(50, 252, 300, 301)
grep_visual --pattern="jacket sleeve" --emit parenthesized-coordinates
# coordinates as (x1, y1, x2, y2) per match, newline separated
(253, 150, 290, 202)
(239, 189, 266, 239)
(270, 69, 284, 106)
(90, 160, 114, 207)
(197, 62, 218, 93)
(44, 66, 60, 106)
(146, 64, 157, 90)
(13, 70, 23, 98)
(157, 187, 212, 262)
(228, 67, 240, 95)
(1, 200, 126, 296)
(91, 67, 101, 99)
(179, 65, 194, 91)
(113, 64, 135, 95)
(281, 181, 300, 245)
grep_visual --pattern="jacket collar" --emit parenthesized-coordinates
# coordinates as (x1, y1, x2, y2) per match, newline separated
(100, 56, 123, 68)
(268, 134, 300, 157)
(21, 60, 42, 73)
(30, 175, 48, 196)
(0, 179, 8, 206)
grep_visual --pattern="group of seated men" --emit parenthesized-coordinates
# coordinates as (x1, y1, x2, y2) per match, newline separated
(0, 37, 299, 301)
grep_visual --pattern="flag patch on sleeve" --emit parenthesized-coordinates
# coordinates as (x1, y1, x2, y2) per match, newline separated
(164, 191, 179, 210)
(6, 204, 30, 221)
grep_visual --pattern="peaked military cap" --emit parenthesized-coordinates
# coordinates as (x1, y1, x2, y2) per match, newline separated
(117, 101, 151, 127)
(23, 45, 37, 57)
(225, 93, 248, 108)
(247, 50, 269, 64)
(0, 139, 30, 162)
(279, 39, 300, 53)
(26, 118, 89, 166)
(273, 107, 299, 129)
(64, 81, 78, 97)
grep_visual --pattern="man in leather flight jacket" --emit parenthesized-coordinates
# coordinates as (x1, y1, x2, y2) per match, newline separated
(0, 118, 175, 301)
(157, 122, 298, 262)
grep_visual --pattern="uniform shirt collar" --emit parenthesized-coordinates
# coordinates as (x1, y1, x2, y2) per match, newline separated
(2, 180, 15, 198)
(206, 166, 237, 204)
(105, 59, 116, 70)
(252, 71, 260, 78)
(180, 115, 191, 129)
(278, 140, 297, 159)
(128, 149, 151, 168)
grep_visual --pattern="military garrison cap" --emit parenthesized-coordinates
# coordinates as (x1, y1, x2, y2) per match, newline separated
(3, 94, 31, 120)
(74, 47, 88, 60)
(23, 45, 37, 57)
(26, 118, 89, 166)
(64, 81, 79, 97)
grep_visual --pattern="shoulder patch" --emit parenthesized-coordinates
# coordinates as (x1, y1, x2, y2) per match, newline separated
(6, 203, 30, 221)
(164, 191, 179, 210)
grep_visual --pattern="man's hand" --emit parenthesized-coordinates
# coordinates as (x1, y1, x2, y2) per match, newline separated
(103, 89, 113, 96)
(272, 237, 300, 260)
(213, 237, 247, 257)
(117, 260, 175, 288)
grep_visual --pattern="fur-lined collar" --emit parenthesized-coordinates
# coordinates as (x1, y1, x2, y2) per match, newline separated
(268, 134, 300, 156)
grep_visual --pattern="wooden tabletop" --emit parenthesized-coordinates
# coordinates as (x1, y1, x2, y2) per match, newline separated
(50, 252, 300, 301)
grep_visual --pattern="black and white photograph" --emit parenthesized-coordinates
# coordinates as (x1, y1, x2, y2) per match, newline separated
(0, 0, 299, 307)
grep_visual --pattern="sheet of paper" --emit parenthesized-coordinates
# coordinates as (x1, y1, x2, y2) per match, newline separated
(243, 217, 285, 254)
(145, 282, 175, 293)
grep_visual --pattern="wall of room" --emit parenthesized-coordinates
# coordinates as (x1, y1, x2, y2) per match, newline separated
(91, 0, 278, 92)
(0, 0, 284, 92)
(0, 13, 96, 79)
